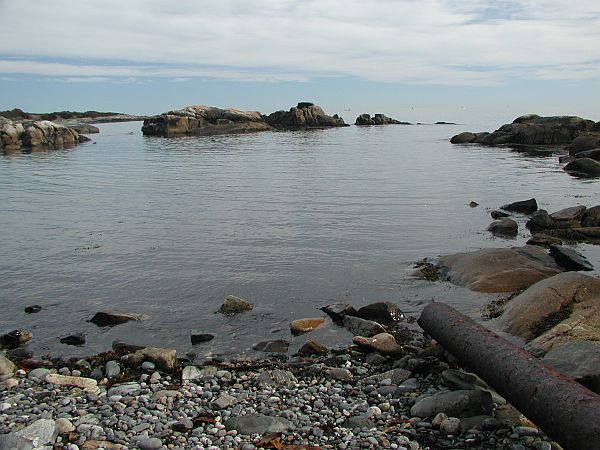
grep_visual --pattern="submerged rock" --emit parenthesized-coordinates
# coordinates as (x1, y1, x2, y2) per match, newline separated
(564, 158, 600, 177)
(501, 198, 538, 214)
(0, 329, 32, 348)
(190, 331, 215, 344)
(59, 333, 86, 346)
(89, 311, 148, 326)
(296, 339, 329, 356)
(253, 339, 289, 353)
(217, 295, 253, 315)
(487, 218, 518, 236)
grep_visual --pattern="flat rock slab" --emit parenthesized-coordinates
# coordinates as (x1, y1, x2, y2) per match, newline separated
(224, 414, 293, 435)
(543, 340, 600, 393)
(549, 244, 594, 271)
(501, 198, 538, 214)
(550, 206, 587, 221)
(436, 246, 561, 293)
(410, 390, 493, 419)
(45, 374, 99, 394)
(14, 419, 57, 448)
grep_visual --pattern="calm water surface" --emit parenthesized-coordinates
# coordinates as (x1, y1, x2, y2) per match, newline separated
(2, 121, 600, 359)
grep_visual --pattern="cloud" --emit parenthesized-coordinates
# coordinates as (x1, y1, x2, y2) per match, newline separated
(0, 0, 599, 85)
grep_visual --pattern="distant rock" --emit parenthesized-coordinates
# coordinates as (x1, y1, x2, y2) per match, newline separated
(266, 102, 347, 129)
(501, 198, 538, 214)
(355, 113, 411, 126)
(65, 124, 100, 134)
(142, 105, 271, 137)
(450, 115, 597, 147)
(59, 333, 86, 346)
(1, 117, 86, 153)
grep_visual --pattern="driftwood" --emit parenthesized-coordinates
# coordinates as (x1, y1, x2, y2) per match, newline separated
(418, 302, 600, 450)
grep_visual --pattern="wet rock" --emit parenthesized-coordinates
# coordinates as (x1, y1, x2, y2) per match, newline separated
(343, 415, 375, 429)
(0, 354, 15, 376)
(257, 369, 297, 388)
(89, 311, 148, 326)
(354, 301, 404, 324)
(410, 390, 493, 418)
(217, 295, 253, 315)
(353, 333, 404, 356)
(491, 210, 510, 219)
(343, 315, 385, 337)
(59, 332, 86, 346)
(550, 205, 587, 222)
(542, 340, 600, 393)
(296, 339, 328, 356)
(501, 198, 538, 214)
(549, 244, 594, 271)
(1, 117, 82, 152)
(224, 414, 293, 434)
(460, 415, 497, 431)
(320, 303, 356, 322)
(15, 418, 57, 447)
(564, 158, 600, 177)
(105, 360, 121, 378)
(487, 218, 518, 236)
(190, 331, 214, 344)
(24, 305, 42, 314)
(574, 148, 600, 161)
(253, 339, 289, 353)
(290, 317, 326, 335)
(0, 329, 32, 348)
(112, 340, 145, 355)
(449, 131, 490, 144)
(442, 369, 505, 404)
(582, 205, 600, 227)
(569, 133, 600, 154)
(122, 346, 178, 371)
(499, 272, 600, 349)
(527, 234, 563, 247)
(526, 210, 554, 232)
(436, 246, 561, 293)
(469, 201, 479, 207)
(45, 373, 99, 394)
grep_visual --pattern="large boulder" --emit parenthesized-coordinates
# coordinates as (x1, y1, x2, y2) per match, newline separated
(542, 341, 600, 393)
(501, 198, 538, 214)
(450, 132, 490, 144)
(450, 115, 597, 147)
(569, 133, 600, 155)
(266, 102, 347, 129)
(1, 117, 83, 152)
(487, 218, 518, 236)
(142, 105, 271, 137)
(436, 246, 561, 293)
(353, 301, 404, 324)
(582, 205, 600, 227)
(497, 272, 600, 354)
(564, 158, 600, 177)
(355, 113, 410, 126)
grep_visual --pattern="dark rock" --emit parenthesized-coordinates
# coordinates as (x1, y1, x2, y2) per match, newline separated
(550, 206, 586, 222)
(59, 333, 86, 346)
(89, 311, 148, 326)
(542, 340, 600, 393)
(112, 340, 145, 355)
(0, 329, 32, 348)
(487, 218, 518, 236)
(526, 210, 554, 232)
(266, 103, 347, 129)
(355, 113, 410, 126)
(142, 106, 271, 137)
(527, 234, 563, 247)
(172, 418, 194, 432)
(491, 210, 510, 219)
(354, 301, 404, 324)
(460, 415, 497, 431)
(217, 295, 253, 315)
(549, 244, 594, 271)
(569, 133, 600, 154)
(469, 201, 479, 208)
(582, 205, 600, 227)
(564, 158, 600, 177)
(343, 415, 375, 429)
(449, 131, 489, 144)
(501, 198, 538, 214)
(7, 347, 33, 360)
(296, 339, 329, 356)
(342, 315, 385, 337)
(190, 332, 214, 344)
(253, 339, 290, 353)
(224, 414, 293, 434)
(24, 305, 42, 314)
(574, 147, 600, 161)
(320, 303, 356, 322)
(409, 390, 493, 418)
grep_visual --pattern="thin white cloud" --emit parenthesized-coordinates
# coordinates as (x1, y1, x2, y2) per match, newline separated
(0, 0, 599, 85)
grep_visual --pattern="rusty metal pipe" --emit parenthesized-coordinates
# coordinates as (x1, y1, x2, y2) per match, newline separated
(418, 302, 600, 450)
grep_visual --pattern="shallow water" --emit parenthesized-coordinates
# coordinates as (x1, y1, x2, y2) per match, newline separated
(1, 121, 600, 359)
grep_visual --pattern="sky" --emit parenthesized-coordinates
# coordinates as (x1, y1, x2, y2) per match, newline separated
(1, 0, 600, 124)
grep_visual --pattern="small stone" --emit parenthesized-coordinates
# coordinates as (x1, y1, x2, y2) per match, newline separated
(55, 418, 76, 434)
(182, 365, 202, 381)
(141, 361, 156, 371)
(329, 367, 353, 381)
(105, 360, 121, 378)
(190, 331, 215, 344)
(440, 417, 462, 435)
(0, 354, 15, 376)
(432, 413, 448, 427)
(24, 305, 42, 314)
(89, 311, 148, 327)
(15, 418, 57, 447)
(137, 437, 163, 450)
(297, 339, 328, 356)
(217, 295, 253, 315)
(290, 317, 326, 335)
(59, 333, 86, 346)
(27, 368, 51, 381)
(353, 333, 404, 355)
(224, 414, 292, 434)
(211, 393, 237, 410)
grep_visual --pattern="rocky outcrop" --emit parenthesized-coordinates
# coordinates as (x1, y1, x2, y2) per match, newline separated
(569, 133, 600, 155)
(525, 204, 600, 244)
(141, 105, 271, 137)
(1, 117, 88, 152)
(265, 102, 347, 129)
(435, 246, 562, 293)
(355, 113, 410, 126)
(450, 114, 599, 147)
